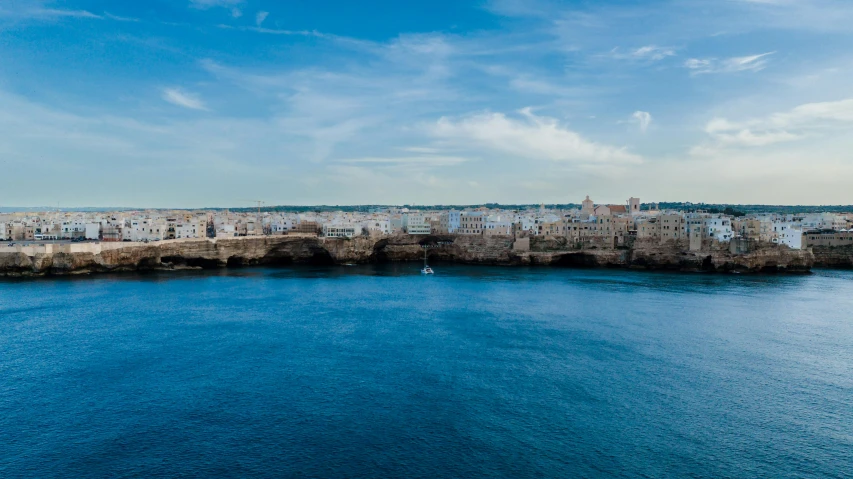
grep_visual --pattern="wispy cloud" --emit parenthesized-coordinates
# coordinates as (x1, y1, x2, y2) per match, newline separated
(694, 97, 853, 152)
(632, 111, 652, 132)
(508, 76, 588, 97)
(431, 108, 641, 164)
(609, 45, 676, 61)
(0, 6, 144, 22)
(104, 12, 139, 22)
(29, 8, 103, 19)
(216, 24, 327, 38)
(162, 88, 208, 111)
(685, 52, 775, 74)
(255, 11, 269, 26)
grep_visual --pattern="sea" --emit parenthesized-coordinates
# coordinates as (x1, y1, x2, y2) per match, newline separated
(1, 265, 851, 478)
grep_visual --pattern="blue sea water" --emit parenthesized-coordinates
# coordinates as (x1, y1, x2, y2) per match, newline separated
(1, 265, 852, 478)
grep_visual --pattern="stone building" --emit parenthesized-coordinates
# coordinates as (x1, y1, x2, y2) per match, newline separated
(804, 229, 853, 247)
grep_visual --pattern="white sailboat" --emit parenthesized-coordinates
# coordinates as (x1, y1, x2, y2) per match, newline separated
(421, 247, 434, 274)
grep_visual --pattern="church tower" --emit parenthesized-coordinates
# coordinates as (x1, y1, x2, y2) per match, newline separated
(581, 196, 594, 215)
(628, 197, 641, 215)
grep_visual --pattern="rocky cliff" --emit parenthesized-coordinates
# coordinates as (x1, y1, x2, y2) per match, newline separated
(0, 234, 815, 277)
(811, 246, 853, 268)
(624, 239, 814, 273)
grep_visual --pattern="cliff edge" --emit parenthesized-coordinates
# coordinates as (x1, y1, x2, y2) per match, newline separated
(0, 234, 814, 277)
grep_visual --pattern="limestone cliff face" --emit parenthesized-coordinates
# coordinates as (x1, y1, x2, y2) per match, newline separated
(811, 246, 853, 268)
(625, 239, 813, 273)
(0, 234, 815, 277)
(372, 235, 517, 264)
(0, 237, 330, 277)
(0, 245, 162, 276)
(158, 236, 334, 267)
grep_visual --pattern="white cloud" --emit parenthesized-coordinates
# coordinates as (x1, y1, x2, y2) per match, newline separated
(29, 9, 103, 19)
(0, 7, 144, 22)
(695, 97, 853, 150)
(231, 8, 242, 18)
(685, 52, 775, 74)
(162, 88, 208, 111)
(610, 45, 676, 61)
(633, 45, 676, 60)
(684, 58, 710, 69)
(431, 108, 641, 164)
(508, 77, 587, 97)
(216, 24, 326, 37)
(104, 12, 139, 22)
(196, 38, 463, 162)
(771, 98, 853, 125)
(699, 128, 802, 149)
(632, 111, 652, 132)
(256, 11, 269, 26)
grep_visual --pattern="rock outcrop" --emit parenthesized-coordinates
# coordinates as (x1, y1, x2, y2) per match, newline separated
(0, 234, 815, 277)
(811, 246, 853, 269)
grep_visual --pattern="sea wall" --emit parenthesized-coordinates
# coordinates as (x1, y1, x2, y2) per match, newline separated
(0, 234, 815, 277)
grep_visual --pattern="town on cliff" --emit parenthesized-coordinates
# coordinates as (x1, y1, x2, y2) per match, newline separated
(1, 197, 852, 276)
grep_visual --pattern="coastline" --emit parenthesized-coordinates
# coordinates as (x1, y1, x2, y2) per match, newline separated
(0, 234, 839, 278)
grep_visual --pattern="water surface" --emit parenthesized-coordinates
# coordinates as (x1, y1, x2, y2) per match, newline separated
(1, 265, 851, 478)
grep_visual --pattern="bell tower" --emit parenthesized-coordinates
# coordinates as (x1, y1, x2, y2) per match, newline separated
(628, 197, 640, 215)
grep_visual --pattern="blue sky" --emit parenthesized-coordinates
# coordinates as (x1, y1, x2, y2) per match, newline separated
(1, 0, 852, 207)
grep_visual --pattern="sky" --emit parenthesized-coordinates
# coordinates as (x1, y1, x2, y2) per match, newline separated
(1, 0, 852, 208)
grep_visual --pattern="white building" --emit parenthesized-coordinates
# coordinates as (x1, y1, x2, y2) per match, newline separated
(85, 223, 101, 240)
(271, 219, 293, 235)
(516, 216, 537, 235)
(439, 211, 461, 233)
(128, 218, 167, 241)
(797, 213, 845, 231)
(216, 224, 238, 238)
(704, 216, 733, 242)
(483, 215, 512, 236)
(771, 220, 795, 243)
(686, 213, 733, 243)
(175, 222, 202, 239)
(323, 223, 360, 238)
(362, 219, 391, 235)
(777, 228, 803, 249)
(61, 220, 86, 239)
(403, 213, 431, 235)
